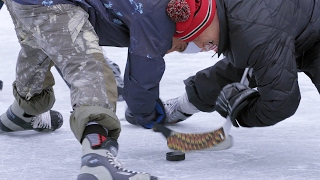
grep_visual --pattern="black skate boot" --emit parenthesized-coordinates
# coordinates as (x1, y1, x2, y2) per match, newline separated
(78, 134, 158, 180)
(32, 110, 63, 132)
(0, 100, 63, 132)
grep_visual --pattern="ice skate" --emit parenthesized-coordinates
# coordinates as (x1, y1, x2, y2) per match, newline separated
(78, 135, 158, 180)
(0, 100, 63, 132)
(163, 97, 192, 124)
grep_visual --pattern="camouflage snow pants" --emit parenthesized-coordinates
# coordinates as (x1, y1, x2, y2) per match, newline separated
(5, 0, 121, 140)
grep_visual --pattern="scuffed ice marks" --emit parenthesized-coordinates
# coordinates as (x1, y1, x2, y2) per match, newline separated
(42, 0, 53, 6)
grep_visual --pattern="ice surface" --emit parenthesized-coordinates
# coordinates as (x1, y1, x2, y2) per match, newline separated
(0, 7, 319, 180)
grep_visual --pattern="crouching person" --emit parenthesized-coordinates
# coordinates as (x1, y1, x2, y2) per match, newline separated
(2, 0, 157, 179)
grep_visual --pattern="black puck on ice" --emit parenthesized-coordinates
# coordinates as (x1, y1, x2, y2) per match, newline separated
(166, 151, 185, 161)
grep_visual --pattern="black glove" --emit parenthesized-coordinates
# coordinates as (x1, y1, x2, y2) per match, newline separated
(125, 98, 166, 129)
(215, 82, 259, 127)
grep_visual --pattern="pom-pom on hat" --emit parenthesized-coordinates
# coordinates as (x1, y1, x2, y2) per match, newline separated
(167, 0, 216, 42)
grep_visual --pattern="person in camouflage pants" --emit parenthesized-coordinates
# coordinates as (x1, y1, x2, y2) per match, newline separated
(2, 0, 156, 179)
(6, 0, 119, 140)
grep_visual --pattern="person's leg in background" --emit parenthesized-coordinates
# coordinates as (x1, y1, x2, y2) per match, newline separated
(0, 2, 62, 133)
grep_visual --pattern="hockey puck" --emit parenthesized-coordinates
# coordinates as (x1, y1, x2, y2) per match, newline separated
(166, 151, 185, 161)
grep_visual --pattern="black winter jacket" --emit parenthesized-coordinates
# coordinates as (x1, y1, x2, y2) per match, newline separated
(217, 0, 320, 126)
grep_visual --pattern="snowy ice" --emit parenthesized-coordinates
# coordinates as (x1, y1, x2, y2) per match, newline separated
(1, 7, 320, 180)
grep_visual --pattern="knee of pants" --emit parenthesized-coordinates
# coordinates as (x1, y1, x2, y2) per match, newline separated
(13, 84, 55, 115)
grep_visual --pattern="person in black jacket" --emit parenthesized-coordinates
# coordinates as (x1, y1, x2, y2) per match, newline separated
(164, 0, 320, 128)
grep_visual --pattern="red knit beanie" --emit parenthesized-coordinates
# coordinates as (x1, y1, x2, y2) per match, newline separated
(167, 0, 216, 42)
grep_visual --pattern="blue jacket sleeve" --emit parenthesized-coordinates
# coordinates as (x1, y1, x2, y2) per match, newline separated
(79, 0, 175, 117)
(122, 1, 175, 117)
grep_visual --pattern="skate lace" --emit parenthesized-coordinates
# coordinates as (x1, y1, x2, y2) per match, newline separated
(31, 111, 52, 129)
(164, 98, 182, 123)
(106, 152, 147, 175)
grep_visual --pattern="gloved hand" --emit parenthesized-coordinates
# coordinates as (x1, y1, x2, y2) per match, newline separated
(125, 98, 166, 129)
(215, 82, 259, 127)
